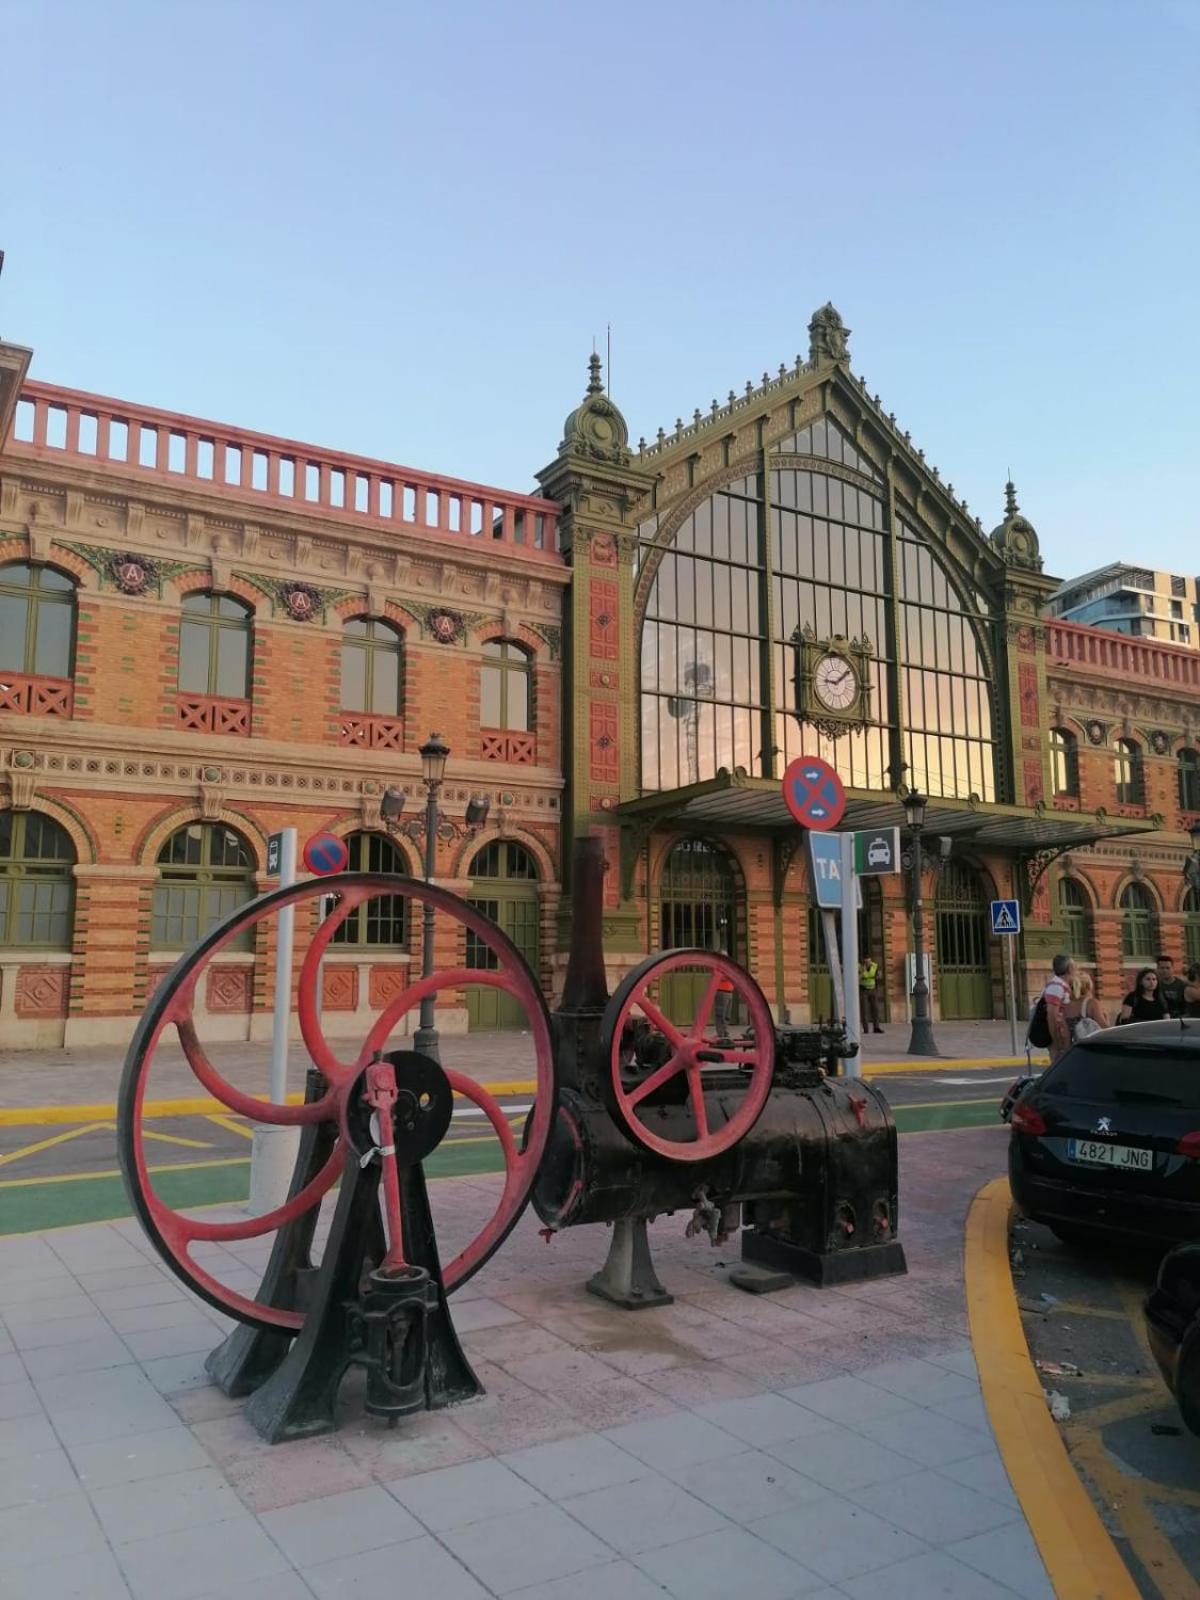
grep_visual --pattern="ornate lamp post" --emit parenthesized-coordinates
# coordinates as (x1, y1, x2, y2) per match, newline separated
(380, 733, 490, 1064)
(1184, 821, 1200, 894)
(903, 791, 940, 1057)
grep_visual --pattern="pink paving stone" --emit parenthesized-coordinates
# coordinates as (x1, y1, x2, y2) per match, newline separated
(720, 1343, 849, 1388)
(342, 1413, 488, 1482)
(190, 1408, 275, 1467)
(170, 1385, 244, 1424)
(461, 1322, 574, 1366)
(453, 1387, 583, 1454)
(502, 1347, 632, 1395)
(639, 1361, 766, 1406)
(552, 1376, 678, 1430)
(223, 1436, 374, 1512)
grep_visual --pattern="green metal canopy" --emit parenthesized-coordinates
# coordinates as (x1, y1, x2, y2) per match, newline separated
(615, 770, 1164, 853)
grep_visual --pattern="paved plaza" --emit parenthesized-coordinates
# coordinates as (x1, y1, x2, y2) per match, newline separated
(0, 1124, 1057, 1600)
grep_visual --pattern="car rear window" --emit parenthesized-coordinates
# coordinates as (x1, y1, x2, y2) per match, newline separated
(1043, 1042, 1200, 1109)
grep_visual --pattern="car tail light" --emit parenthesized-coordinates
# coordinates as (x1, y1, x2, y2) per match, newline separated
(1011, 1103, 1047, 1136)
(1175, 1131, 1200, 1159)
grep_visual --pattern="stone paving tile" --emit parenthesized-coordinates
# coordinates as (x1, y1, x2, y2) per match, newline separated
(36, 1366, 180, 1444)
(450, 1298, 524, 1333)
(933, 1390, 992, 1433)
(601, 1409, 746, 1473)
(261, 1484, 423, 1567)
(692, 1390, 839, 1447)
(0, 1491, 110, 1570)
(502, 1434, 649, 1500)
(0, 1444, 81, 1508)
(768, 1422, 922, 1493)
(8, 1310, 116, 1350)
(855, 1355, 980, 1406)
(91, 1465, 246, 1544)
(849, 1405, 994, 1468)
(781, 1371, 921, 1424)
(69, 1424, 215, 1488)
(0, 1375, 42, 1419)
(564, 1472, 729, 1556)
(390, 1455, 546, 1530)
(665, 1446, 830, 1521)
(442, 1501, 612, 1594)
(553, 1374, 678, 1431)
(634, 1524, 828, 1600)
(838, 1547, 1021, 1598)
(940, 1446, 1021, 1511)
(751, 1496, 928, 1584)
(949, 1522, 1056, 1600)
(0, 1350, 25, 1385)
(114, 1511, 293, 1600)
(926, 1343, 983, 1380)
(1, 1290, 96, 1325)
(170, 1384, 244, 1424)
(504, 1558, 669, 1600)
(195, 1575, 316, 1600)
(223, 1436, 374, 1514)
(503, 1345, 630, 1394)
(122, 1319, 225, 1362)
(22, 1331, 136, 1381)
(460, 1321, 573, 1365)
(140, 1351, 220, 1396)
(854, 1468, 1019, 1543)
(341, 1412, 488, 1482)
(302, 1532, 489, 1600)
(637, 1359, 765, 1406)
(0, 1545, 135, 1599)
(105, 1299, 217, 1336)
(0, 1411, 58, 1460)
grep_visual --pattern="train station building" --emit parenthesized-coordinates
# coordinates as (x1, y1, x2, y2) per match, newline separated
(1, 309, 1196, 1047)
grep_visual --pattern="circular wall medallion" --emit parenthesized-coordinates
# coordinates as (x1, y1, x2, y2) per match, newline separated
(428, 608, 464, 644)
(110, 553, 155, 595)
(281, 583, 320, 622)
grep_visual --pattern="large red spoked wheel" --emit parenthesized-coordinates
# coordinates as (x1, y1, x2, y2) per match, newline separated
(117, 874, 555, 1333)
(599, 950, 775, 1162)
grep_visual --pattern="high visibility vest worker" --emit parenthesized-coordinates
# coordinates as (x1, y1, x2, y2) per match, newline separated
(860, 961, 878, 990)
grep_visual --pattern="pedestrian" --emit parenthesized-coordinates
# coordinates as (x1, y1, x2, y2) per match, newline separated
(1117, 967, 1168, 1024)
(1063, 972, 1107, 1041)
(1184, 964, 1200, 1018)
(859, 951, 883, 1034)
(1156, 954, 1186, 1018)
(1035, 952, 1075, 1062)
(712, 959, 735, 1042)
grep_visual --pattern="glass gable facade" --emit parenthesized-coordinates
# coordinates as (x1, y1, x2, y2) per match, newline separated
(640, 414, 997, 800)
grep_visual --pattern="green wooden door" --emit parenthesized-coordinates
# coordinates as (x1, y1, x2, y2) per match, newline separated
(466, 841, 539, 1031)
(935, 861, 992, 1019)
(807, 885, 881, 1023)
(658, 838, 738, 1024)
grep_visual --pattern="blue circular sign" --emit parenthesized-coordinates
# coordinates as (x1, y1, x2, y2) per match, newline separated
(303, 832, 349, 876)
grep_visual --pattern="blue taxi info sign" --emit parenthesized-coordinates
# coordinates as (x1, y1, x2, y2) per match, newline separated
(990, 899, 1022, 936)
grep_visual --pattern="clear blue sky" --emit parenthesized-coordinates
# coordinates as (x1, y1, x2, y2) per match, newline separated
(3, 0, 1197, 578)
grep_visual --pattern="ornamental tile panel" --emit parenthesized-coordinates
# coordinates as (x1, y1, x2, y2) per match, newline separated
(15, 966, 70, 1018)
(206, 966, 253, 1014)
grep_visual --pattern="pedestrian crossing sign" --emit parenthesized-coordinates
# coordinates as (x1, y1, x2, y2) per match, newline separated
(990, 899, 1021, 936)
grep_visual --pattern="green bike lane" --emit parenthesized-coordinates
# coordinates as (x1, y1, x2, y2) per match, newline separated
(0, 1066, 1016, 1235)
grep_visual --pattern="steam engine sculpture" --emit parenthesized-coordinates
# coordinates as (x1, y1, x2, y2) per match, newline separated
(117, 837, 904, 1445)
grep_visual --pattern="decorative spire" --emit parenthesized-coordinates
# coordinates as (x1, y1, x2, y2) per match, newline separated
(1004, 477, 1019, 518)
(586, 352, 604, 396)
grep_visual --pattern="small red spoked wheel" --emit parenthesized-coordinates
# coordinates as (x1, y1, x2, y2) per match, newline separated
(598, 950, 775, 1162)
(117, 873, 555, 1333)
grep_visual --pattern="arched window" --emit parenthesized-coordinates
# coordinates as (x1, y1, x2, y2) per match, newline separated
(1049, 729, 1079, 798)
(0, 811, 75, 949)
(465, 840, 540, 1028)
(341, 619, 402, 716)
(1058, 876, 1094, 962)
(1113, 739, 1144, 806)
(0, 563, 75, 678)
(152, 824, 255, 950)
(657, 838, 739, 1024)
(1184, 887, 1200, 969)
(1119, 881, 1157, 963)
(330, 833, 409, 947)
(935, 861, 992, 1019)
(481, 640, 531, 732)
(179, 593, 251, 698)
(1179, 749, 1200, 812)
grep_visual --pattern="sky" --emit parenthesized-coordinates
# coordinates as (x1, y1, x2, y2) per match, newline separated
(2, 0, 1197, 579)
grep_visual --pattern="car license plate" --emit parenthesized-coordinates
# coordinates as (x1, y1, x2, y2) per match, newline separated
(1066, 1139, 1152, 1171)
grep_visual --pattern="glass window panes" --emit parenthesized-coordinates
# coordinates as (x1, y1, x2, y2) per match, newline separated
(1180, 750, 1200, 812)
(1185, 888, 1200, 968)
(1058, 876, 1094, 961)
(0, 811, 74, 949)
(1114, 740, 1144, 806)
(1119, 882, 1157, 961)
(152, 823, 255, 950)
(0, 562, 75, 677)
(331, 833, 409, 947)
(470, 841, 538, 881)
(480, 640, 532, 732)
(340, 618, 403, 715)
(177, 592, 251, 698)
(1050, 730, 1079, 796)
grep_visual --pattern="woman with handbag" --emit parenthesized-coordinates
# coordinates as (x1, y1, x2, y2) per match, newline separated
(1063, 972, 1107, 1041)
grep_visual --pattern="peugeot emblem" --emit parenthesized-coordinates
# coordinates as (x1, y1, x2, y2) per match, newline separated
(1093, 1117, 1113, 1137)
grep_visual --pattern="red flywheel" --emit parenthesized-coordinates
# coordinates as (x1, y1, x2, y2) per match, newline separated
(117, 874, 555, 1333)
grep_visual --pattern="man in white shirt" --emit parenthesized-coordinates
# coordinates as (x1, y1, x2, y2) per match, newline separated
(1042, 952, 1075, 1062)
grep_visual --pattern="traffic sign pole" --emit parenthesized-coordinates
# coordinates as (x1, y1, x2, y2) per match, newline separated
(250, 827, 298, 1216)
(840, 830, 860, 1067)
(1006, 937, 1018, 1058)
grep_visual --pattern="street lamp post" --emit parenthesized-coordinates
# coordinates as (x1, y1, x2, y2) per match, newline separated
(1184, 821, 1200, 895)
(380, 733, 490, 1066)
(904, 791, 939, 1058)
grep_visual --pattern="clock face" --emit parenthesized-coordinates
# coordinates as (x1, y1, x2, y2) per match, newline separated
(813, 652, 859, 713)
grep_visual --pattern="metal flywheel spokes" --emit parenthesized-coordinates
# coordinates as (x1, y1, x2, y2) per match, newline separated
(600, 949, 776, 1162)
(117, 873, 555, 1333)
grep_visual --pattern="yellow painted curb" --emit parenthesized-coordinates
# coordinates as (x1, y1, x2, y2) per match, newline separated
(965, 1175, 1138, 1600)
(864, 1054, 1043, 1077)
(0, 1080, 539, 1128)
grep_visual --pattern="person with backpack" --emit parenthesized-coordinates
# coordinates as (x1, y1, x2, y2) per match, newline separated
(1063, 972, 1107, 1041)
(1028, 953, 1074, 1062)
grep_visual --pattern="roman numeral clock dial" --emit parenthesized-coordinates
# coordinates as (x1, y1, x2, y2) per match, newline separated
(813, 652, 859, 712)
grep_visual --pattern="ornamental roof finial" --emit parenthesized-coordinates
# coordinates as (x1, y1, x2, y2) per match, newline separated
(1005, 476, 1019, 517)
(587, 351, 604, 396)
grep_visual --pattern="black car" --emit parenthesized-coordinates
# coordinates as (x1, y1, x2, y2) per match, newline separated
(1145, 1242, 1200, 1435)
(1008, 1019, 1200, 1247)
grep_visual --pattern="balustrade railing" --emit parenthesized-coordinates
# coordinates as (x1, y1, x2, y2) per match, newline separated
(0, 673, 73, 717)
(339, 713, 404, 750)
(10, 382, 561, 564)
(480, 729, 536, 765)
(1047, 620, 1200, 688)
(177, 694, 251, 736)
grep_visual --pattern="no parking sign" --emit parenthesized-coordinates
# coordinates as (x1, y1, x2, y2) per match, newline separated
(781, 756, 846, 831)
(302, 832, 349, 876)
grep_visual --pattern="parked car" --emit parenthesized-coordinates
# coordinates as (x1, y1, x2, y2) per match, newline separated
(1145, 1242, 1200, 1435)
(1007, 1020, 1200, 1247)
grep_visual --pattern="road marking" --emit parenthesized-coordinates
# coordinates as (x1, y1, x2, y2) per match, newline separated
(964, 1177, 1138, 1600)
(206, 1115, 254, 1141)
(1065, 1426, 1198, 1597)
(934, 1075, 1017, 1085)
(0, 1122, 113, 1168)
(0, 1156, 251, 1188)
(141, 1127, 213, 1149)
